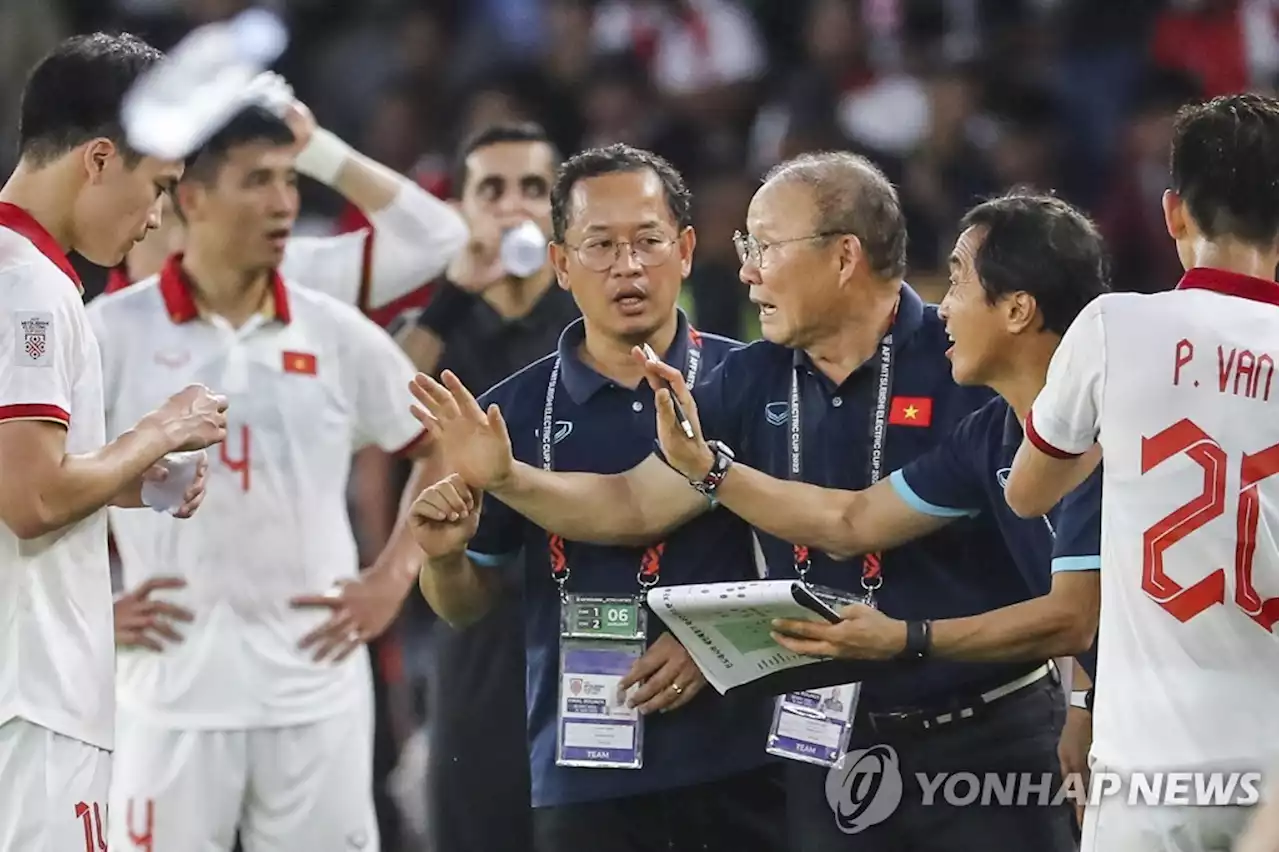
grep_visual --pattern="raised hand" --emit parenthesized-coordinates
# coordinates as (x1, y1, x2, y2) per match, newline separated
(147, 384, 229, 452)
(408, 473, 483, 559)
(631, 347, 714, 481)
(409, 371, 513, 490)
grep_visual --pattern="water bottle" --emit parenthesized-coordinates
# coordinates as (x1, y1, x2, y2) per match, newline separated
(499, 220, 548, 278)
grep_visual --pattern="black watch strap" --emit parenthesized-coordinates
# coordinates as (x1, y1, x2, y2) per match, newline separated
(898, 620, 932, 660)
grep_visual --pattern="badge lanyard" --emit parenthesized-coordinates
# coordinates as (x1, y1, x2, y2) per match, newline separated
(546, 332, 700, 770)
(767, 320, 896, 768)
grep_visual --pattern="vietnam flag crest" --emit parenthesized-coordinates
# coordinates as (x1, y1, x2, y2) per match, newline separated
(888, 396, 932, 427)
(282, 350, 317, 375)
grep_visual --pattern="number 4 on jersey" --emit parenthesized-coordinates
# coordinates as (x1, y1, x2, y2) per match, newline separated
(219, 424, 251, 492)
(1141, 418, 1279, 631)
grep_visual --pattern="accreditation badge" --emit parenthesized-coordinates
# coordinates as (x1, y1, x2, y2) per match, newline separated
(766, 586, 872, 767)
(556, 594, 648, 769)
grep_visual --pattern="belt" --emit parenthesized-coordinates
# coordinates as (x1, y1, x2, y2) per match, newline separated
(864, 662, 1056, 737)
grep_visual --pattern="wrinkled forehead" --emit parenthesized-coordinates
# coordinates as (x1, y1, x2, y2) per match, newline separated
(745, 179, 817, 238)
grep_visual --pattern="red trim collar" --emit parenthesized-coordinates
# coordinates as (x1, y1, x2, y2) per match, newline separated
(158, 253, 292, 324)
(0, 202, 83, 293)
(1176, 267, 1278, 306)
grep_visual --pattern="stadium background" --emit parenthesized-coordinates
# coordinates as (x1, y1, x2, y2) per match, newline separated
(1, 0, 1275, 849)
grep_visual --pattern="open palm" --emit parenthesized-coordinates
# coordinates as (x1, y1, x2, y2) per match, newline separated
(409, 370, 514, 489)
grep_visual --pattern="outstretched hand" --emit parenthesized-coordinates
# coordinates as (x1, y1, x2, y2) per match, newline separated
(408, 370, 514, 490)
(631, 347, 714, 481)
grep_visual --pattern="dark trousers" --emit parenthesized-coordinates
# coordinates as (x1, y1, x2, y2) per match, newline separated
(786, 676, 1077, 852)
(533, 764, 787, 852)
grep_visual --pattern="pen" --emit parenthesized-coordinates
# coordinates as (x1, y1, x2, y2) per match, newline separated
(642, 343, 696, 439)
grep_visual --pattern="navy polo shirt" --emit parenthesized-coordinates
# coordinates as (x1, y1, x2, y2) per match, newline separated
(694, 285, 1046, 709)
(891, 397, 1103, 677)
(466, 312, 774, 808)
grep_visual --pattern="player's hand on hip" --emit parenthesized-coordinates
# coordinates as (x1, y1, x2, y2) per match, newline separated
(619, 632, 706, 715)
(771, 602, 906, 660)
(114, 577, 193, 652)
(631, 348, 714, 481)
(149, 384, 229, 452)
(409, 474, 482, 558)
(1059, 705, 1093, 825)
(409, 371, 513, 489)
(291, 569, 402, 663)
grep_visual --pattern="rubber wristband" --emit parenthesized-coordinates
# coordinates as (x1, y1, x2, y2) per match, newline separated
(294, 127, 351, 185)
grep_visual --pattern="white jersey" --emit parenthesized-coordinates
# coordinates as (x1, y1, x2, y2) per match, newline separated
(88, 254, 424, 729)
(0, 204, 113, 751)
(1028, 267, 1279, 773)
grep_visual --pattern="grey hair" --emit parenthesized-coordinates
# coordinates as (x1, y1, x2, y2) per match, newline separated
(763, 151, 908, 280)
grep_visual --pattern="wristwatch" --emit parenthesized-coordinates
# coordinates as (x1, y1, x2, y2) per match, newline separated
(1070, 689, 1091, 711)
(690, 440, 735, 501)
(896, 619, 932, 660)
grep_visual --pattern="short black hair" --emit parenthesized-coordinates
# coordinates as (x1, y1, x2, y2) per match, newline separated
(181, 105, 296, 185)
(18, 32, 163, 166)
(958, 192, 1110, 336)
(763, 152, 908, 280)
(454, 121, 559, 195)
(1170, 93, 1278, 247)
(550, 143, 692, 242)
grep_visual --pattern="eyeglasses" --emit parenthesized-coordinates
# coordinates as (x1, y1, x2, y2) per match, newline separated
(732, 230, 849, 268)
(562, 234, 678, 272)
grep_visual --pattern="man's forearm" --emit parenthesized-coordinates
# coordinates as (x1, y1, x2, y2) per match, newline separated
(370, 456, 442, 597)
(418, 551, 499, 629)
(716, 464, 867, 558)
(929, 595, 1095, 662)
(1, 419, 173, 539)
(489, 462, 665, 546)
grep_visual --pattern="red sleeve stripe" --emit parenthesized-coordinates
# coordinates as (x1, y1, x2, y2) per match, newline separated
(1024, 412, 1082, 460)
(393, 427, 430, 458)
(0, 403, 70, 425)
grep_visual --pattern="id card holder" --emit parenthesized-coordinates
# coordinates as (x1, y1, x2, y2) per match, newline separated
(766, 586, 873, 767)
(556, 594, 648, 769)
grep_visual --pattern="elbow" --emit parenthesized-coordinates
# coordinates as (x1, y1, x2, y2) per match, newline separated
(1045, 608, 1099, 657)
(1004, 481, 1048, 519)
(0, 497, 65, 541)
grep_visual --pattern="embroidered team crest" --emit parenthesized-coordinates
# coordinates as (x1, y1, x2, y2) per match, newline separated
(765, 401, 788, 427)
(537, 420, 574, 444)
(14, 311, 52, 367)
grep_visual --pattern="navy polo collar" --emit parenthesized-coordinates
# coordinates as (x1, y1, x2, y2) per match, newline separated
(556, 309, 696, 405)
(792, 282, 926, 373)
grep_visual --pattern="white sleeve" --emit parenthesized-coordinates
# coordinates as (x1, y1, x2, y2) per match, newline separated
(281, 182, 468, 311)
(0, 267, 76, 428)
(339, 307, 426, 454)
(1027, 297, 1107, 457)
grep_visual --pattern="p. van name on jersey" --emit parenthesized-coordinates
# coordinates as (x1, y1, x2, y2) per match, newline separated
(1172, 338, 1276, 403)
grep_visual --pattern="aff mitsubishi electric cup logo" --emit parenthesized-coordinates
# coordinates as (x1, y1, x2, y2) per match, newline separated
(825, 745, 904, 834)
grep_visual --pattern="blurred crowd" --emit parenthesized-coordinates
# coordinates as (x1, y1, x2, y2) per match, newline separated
(2, 1, 1274, 849)
(3, 0, 1277, 324)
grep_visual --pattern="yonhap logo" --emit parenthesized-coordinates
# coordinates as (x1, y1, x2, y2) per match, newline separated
(996, 467, 1011, 490)
(825, 745, 904, 834)
(765, 401, 789, 427)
